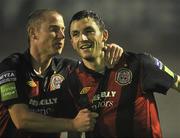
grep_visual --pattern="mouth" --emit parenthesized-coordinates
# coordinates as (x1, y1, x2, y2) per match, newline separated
(80, 43, 93, 49)
(54, 42, 63, 49)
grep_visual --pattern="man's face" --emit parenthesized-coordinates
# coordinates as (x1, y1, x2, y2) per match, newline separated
(34, 12, 65, 56)
(70, 17, 108, 61)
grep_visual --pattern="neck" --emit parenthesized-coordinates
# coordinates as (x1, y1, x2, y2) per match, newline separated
(82, 56, 105, 74)
(30, 47, 52, 76)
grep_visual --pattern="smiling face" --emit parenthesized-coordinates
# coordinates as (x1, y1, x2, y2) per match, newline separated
(29, 12, 65, 57)
(70, 17, 108, 61)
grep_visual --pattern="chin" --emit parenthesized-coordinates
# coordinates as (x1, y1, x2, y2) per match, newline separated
(54, 48, 62, 54)
(83, 56, 95, 62)
(50, 51, 60, 57)
(54, 51, 61, 56)
(58, 49, 63, 54)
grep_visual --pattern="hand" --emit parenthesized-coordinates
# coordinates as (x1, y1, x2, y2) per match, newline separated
(72, 108, 98, 132)
(103, 43, 123, 68)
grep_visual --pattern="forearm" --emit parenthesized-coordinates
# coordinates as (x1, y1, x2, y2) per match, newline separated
(9, 104, 75, 133)
(21, 112, 74, 132)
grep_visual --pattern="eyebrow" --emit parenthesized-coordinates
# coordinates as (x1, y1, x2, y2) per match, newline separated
(71, 30, 79, 35)
(84, 26, 94, 30)
(49, 25, 65, 30)
(71, 26, 94, 32)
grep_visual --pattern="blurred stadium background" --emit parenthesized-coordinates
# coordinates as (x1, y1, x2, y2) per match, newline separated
(0, 0, 179, 137)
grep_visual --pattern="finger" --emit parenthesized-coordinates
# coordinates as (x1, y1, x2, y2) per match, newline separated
(80, 108, 90, 113)
(87, 119, 96, 131)
(116, 47, 123, 59)
(114, 47, 124, 63)
(89, 123, 95, 131)
(109, 46, 116, 65)
(84, 125, 91, 132)
(112, 47, 121, 64)
(102, 45, 108, 52)
(91, 118, 97, 124)
(87, 124, 94, 131)
(104, 45, 110, 66)
(91, 112, 99, 118)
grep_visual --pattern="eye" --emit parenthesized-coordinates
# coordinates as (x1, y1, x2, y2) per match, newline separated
(84, 27, 95, 34)
(49, 27, 58, 33)
(49, 25, 65, 33)
(86, 30, 94, 33)
(60, 27, 65, 32)
(71, 31, 79, 37)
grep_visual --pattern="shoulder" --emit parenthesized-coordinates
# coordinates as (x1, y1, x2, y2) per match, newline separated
(123, 52, 141, 65)
(52, 56, 78, 71)
(124, 52, 139, 59)
(125, 52, 153, 59)
(137, 52, 161, 67)
(0, 53, 25, 87)
(125, 52, 157, 63)
(121, 52, 161, 70)
(61, 57, 78, 67)
(0, 53, 24, 71)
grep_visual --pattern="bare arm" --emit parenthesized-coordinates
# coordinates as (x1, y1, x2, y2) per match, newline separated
(8, 104, 98, 133)
(172, 75, 180, 92)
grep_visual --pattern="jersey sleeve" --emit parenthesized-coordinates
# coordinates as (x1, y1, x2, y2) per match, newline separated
(140, 53, 176, 94)
(0, 57, 28, 107)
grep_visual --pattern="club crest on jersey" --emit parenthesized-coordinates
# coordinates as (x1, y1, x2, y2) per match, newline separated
(115, 68, 132, 85)
(50, 73, 64, 91)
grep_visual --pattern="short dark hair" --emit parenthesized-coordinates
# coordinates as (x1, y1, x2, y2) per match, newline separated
(26, 9, 61, 44)
(69, 10, 106, 37)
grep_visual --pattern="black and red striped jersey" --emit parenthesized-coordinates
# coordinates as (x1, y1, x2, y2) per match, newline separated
(0, 50, 77, 138)
(66, 52, 176, 138)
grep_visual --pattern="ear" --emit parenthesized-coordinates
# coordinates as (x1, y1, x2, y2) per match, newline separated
(28, 27, 38, 40)
(102, 29, 109, 42)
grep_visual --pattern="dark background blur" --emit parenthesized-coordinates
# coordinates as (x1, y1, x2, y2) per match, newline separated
(0, 0, 179, 137)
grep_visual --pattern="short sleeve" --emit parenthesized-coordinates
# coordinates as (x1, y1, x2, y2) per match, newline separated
(140, 53, 175, 94)
(0, 57, 28, 107)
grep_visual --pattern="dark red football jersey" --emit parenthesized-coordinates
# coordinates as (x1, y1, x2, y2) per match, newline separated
(66, 52, 176, 138)
(0, 50, 77, 138)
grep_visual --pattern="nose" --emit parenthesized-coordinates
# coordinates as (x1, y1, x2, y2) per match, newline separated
(57, 30, 65, 39)
(80, 34, 88, 41)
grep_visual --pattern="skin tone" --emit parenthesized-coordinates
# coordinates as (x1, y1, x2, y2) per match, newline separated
(70, 17, 109, 73)
(70, 17, 180, 91)
(8, 11, 124, 134)
(8, 12, 98, 133)
(29, 12, 65, 75)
